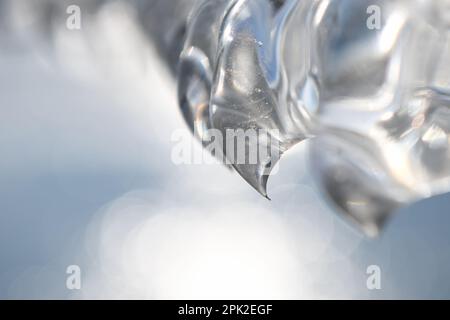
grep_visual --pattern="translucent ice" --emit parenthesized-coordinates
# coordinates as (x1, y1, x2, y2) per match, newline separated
(3, 0, 450, 235)
(179, 0, 450, 235)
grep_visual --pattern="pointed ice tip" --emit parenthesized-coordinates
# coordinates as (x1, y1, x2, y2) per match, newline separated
(233, 164, 270, 199)
(231, 160, 279, 202)
(251, 181, 270, 200)
(250, 181, 269, 199)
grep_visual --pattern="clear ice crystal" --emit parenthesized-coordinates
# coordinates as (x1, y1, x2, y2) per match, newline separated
(178, 0, 450, 235)
(3, 0, 450, 235)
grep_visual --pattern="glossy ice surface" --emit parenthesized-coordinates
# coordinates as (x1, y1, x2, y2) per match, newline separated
(179, 0, 450, 235)
(2, 0, 450, 235)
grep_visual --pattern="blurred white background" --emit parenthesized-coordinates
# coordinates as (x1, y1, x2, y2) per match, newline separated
(1, 0, 450, 299)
